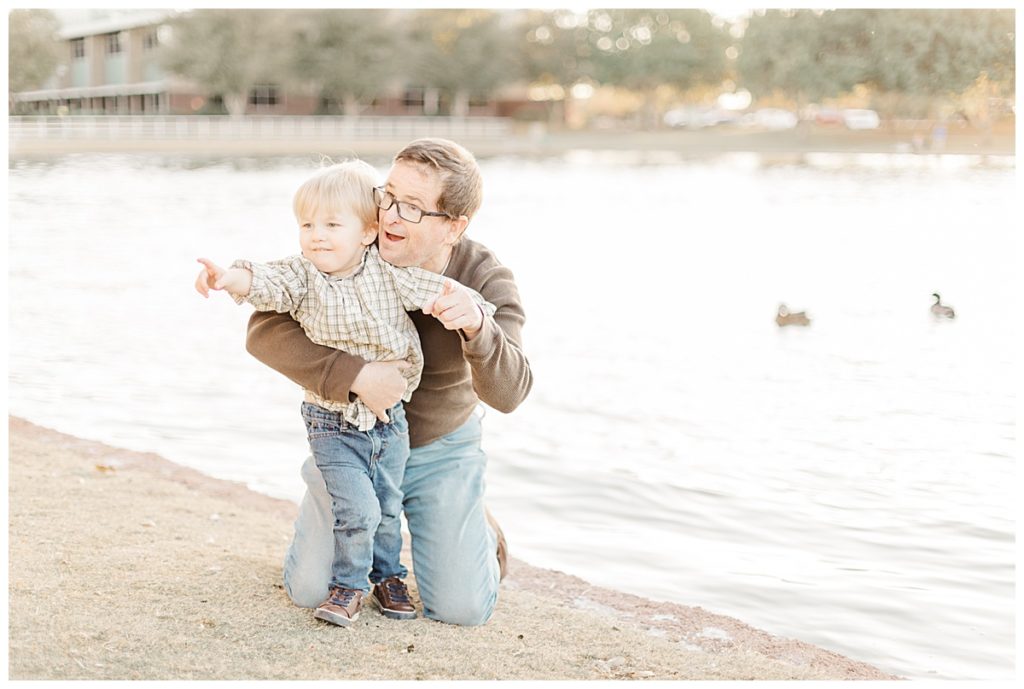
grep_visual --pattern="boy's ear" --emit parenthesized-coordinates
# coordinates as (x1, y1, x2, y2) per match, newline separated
(363, 221, 379, 246)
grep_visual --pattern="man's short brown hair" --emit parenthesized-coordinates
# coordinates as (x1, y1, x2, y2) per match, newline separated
(394, 138, 483, 221)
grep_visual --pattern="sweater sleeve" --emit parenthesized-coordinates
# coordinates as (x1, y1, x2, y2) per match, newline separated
(245, 311, 367, 402)
(456, 248, 533, 413)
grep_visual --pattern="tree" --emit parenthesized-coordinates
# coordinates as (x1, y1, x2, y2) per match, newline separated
(737, 8, 1016, 107)
(515, 9, 594, 88)
(512, 9, 730, 126)
(587, 9, 729, 93)
(159, 9, 293, 117)
(407, 9, 521, 117)
(865, 9, 1015, 95)
(287, 10, 401, 116)
(736, 10, 843, 103)
(9, 9, 62, 95)
(577, 9, 729, 126)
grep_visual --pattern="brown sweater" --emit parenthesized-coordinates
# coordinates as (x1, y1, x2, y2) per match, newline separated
(245, 238, 533, 448)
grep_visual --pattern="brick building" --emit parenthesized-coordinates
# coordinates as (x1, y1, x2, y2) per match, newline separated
(11, 10, 532, 118)
(13, 11, 188, 115)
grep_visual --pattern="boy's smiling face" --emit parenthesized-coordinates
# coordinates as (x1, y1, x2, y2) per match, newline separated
(298, 205, 376, 278)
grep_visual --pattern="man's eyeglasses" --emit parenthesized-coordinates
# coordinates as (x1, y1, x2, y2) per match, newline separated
(373, 187, 451, 224)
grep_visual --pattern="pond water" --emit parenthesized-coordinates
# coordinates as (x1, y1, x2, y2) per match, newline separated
(7, 150, 1016, 680)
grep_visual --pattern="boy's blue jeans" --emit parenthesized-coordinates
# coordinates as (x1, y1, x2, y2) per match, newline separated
(300, 401, 408, 592)
(284, 410, 499, 625)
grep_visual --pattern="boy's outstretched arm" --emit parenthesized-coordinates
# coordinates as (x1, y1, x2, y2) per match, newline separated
(195, 257, 252, 298)
(244, 312, 408, 422)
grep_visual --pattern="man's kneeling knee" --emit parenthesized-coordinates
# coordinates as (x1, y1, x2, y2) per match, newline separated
(283, 572, 330, 609)
(425, 591, 497, 627)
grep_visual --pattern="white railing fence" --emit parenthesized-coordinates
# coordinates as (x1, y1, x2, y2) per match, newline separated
(8, 115, 513, 141)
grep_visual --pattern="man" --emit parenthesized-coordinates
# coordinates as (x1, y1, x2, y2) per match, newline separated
(245, 138, 532, 625)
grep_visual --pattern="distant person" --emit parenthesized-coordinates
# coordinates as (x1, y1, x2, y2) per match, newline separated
(244, 138, 533, 626)
(931, 122, 948, 152)
(194, 159, 494, 628)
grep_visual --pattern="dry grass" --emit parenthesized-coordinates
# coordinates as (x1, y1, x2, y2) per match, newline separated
(7, 417, 895, 680)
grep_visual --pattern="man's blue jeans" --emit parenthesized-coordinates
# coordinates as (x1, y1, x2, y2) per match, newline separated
(300, 401, 408, 592)
(284, 409, 500, 625)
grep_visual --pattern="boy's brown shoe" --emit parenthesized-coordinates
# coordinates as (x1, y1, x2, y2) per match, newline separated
(314, 587, 363, 627)
(485, 507, 509, 581)
(372, 577, 417, 620)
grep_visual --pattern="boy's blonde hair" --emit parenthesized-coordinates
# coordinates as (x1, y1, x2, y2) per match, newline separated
(293, 159, 379, 227)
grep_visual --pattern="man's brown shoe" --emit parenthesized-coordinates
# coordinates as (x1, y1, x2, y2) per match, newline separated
(372, 577, 417, 620)
(485, 507, 509, 581)
(314, 587, 363, 627)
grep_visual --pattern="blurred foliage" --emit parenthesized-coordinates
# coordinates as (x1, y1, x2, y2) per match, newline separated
(586, 10, 728, 92)
(14, 7, 1015, 121)
(737, 9, 1015, 104)
(518, 9, 593, 87)
(517, 9, 728, 92)
(288, 10, 400, 116)
(8, 9, 62, 94)
(407, 9, 521, 116)
(160, 9, 293, 116)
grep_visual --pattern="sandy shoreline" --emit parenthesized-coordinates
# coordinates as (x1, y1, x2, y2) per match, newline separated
(7, 415, 898, 680)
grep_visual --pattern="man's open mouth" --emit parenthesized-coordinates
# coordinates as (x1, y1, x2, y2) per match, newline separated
(383, 231, 405, 242)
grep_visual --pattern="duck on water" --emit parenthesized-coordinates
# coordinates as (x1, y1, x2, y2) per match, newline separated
(931, 293, 955, 319)
(776, 304, 811, 327)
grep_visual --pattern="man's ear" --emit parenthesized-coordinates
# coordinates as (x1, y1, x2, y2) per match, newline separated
(446, 215, 470, 245)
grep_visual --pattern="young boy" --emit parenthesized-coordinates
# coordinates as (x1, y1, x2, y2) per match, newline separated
(194, 160, 494, 627)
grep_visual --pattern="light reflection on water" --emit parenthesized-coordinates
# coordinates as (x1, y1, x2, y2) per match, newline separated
(8, 151, 1015, 680)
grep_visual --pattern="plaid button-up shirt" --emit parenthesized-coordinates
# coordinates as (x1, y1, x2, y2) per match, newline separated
(233, 245, 494, 431)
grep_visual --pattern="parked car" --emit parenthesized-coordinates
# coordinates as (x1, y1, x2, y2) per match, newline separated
(664, 106, 738, 129)
(842, 109, 880, 130)
(752, 108, 798, 130)
(814, 108, 845, 126)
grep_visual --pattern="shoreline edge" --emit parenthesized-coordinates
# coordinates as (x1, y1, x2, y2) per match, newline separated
(7, 415, 898, 680)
